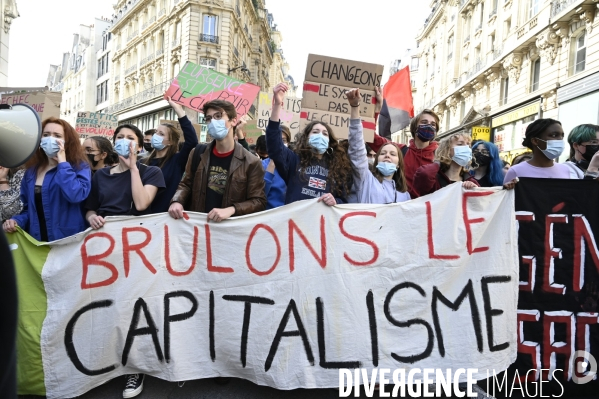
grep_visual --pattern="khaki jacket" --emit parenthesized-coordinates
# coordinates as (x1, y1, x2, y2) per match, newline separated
(171, 142, 266, 215)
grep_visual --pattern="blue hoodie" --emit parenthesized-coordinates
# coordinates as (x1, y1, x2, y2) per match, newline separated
(265, 120, 347, 204)
(347, 119, 410, 204)
(261, 158, 286, 209)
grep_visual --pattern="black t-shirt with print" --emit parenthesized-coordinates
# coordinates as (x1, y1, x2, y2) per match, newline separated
(204, 147, 234, 213)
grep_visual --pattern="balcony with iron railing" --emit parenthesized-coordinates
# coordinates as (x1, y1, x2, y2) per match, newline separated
(155, 48, 164, 57)
(106, 79, 173, 114)
(116, 43, 121, 52)
(140, 54, 155, 65)
(463, 35, 470, 44)
(171, 37, 181, 48)
(127, 31, 138, 42)
(234, 46, 239, 58)
(489, 7, 497, 19)
(114, 75, 120, 82)
(551, 0, 579, 18)
(142, 16, 156, 31)
(236, 5, 241, 17)
(158, 8, 166, 17)
(199, 34, 219, 44)
(125, 65, 137, 75)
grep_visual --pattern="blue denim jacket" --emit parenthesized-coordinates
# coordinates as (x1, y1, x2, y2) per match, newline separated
(12, 162, 92, 241)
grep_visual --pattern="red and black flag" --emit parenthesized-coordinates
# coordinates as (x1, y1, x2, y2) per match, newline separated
(378, 66, 414, 139)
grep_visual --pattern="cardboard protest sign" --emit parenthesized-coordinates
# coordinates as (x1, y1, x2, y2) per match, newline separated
(304, 54, 384, 90)
(165, 61, 260, 118)
(503, 178, 599, 397)
(302, 81, 376, 117)
(242, 119, 263, 145)
(75, 112, 119, 140)
(159, 119, 204, 142)
(1, 91, 62, 121)
(299, 109, 375, 142)
(11, 184, 518, 398)
(256, 91, 301, 134)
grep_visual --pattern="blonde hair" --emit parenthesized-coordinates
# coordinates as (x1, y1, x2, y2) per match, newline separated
(434, 133, 472, 173)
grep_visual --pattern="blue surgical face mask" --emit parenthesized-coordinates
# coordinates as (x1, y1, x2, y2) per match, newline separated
(40, 137, 61, 158)
(152, 134, 166, 151)
(376, 162, 398, 177)
(208, 119, 229, 140)
(452, 145, 472, 167)
(308, 133, 329, 154)
(114, 139, 131, 158)
(536, 138, 564, 160)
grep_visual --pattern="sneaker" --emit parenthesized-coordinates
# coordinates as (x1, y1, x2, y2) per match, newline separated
(123, 373, 144, 398)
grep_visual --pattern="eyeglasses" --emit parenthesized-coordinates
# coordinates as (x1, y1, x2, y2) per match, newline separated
(204, 112, 226, 124)
(583, 141, 599, 146)
(473, 149, 490, 156)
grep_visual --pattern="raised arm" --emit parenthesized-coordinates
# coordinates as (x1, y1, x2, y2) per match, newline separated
(345, 88, 370, 185)
(266, 83, 297, 183)
(165, 95, 199, 171)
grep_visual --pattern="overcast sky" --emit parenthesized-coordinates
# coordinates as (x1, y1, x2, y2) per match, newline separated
(7, 0, 430, 89)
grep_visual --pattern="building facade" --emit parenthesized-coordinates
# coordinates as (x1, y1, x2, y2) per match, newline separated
(413, 0, 599, 162)
(0, 0, 19, 86)
(47, 18, 112, 126)
(104, 0, 294, 133)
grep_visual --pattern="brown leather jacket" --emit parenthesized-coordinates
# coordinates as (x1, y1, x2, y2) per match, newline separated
(171, 142, 266, 215)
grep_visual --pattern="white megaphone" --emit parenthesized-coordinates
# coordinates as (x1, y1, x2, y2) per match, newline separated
(0, 103, 42, 168)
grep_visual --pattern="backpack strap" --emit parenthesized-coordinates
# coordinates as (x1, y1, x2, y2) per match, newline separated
(190, 143, 209, 178)
(401, 145, 409, 157)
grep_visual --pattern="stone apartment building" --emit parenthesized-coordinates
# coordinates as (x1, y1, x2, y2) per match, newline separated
(413, 0, 599, 162)
(0, 0, 19, 86)
(104, 0, 295, 134)
(47, 18, 112, 126)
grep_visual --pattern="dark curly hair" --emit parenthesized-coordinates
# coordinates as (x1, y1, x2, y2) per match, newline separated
(294, 121, 353, 197)
(522, 118, 561, 149)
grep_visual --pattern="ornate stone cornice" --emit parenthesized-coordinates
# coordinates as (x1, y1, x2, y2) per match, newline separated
(536, 29, 560, 65)
(3, 0, 19, 34)
(501, 53, 523, 83)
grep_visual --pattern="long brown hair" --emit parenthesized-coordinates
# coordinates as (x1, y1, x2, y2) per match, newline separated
(372, 143, 408, 193)
(141, 123, 181, 168)
(294, 121, 353, 197)
(25, 117, 88, 170)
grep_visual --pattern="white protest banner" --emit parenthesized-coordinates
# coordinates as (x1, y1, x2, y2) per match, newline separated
(256, 91, 302, 135)
(14, 184, 517, 398)
(76, 112, 119, 140)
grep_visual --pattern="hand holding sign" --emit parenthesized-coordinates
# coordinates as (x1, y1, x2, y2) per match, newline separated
(270, 83, 289, 122)
(345, 88, 361, 119)
(345, 88, 361, 107)
(165, 93, 185, 119)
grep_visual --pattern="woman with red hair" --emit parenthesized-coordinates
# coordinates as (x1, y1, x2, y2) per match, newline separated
(2, 117, 91, 241)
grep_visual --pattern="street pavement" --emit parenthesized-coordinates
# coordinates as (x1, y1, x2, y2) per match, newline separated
(17, 376, 478, 399)
(19, 376, 355, 399)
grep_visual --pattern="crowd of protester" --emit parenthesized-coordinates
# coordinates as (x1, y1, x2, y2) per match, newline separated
(2, 84, 597, 398)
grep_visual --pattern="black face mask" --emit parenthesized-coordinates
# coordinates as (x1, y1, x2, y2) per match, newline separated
(143, 143, 153, 152)
(87, 154, 99, 167)
(581, 144, 599, 162)
(473, 152, 491, 167)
